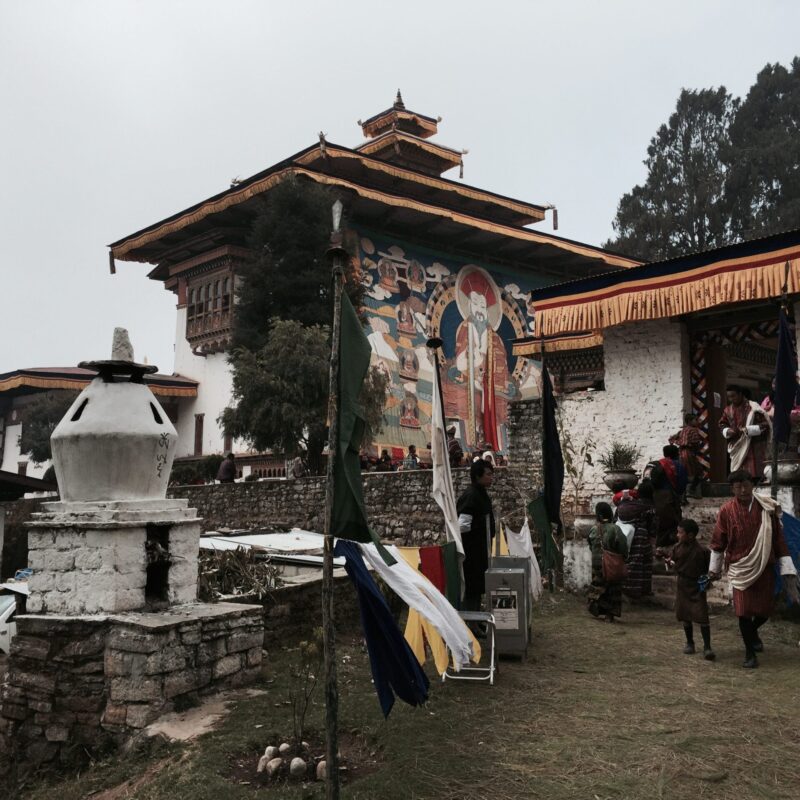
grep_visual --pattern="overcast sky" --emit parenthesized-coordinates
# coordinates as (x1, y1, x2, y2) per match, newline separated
(1, 0, 797, 374)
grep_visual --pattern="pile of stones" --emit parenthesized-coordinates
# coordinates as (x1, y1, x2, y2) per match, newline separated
(256, 740, 329, 783)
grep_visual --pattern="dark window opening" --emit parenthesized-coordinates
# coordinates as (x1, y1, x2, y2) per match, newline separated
(71, 398, 89, 421)
(145, 524, 170, 609)
(150, 402, 164, 425)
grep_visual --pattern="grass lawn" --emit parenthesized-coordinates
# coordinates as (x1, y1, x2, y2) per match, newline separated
(17, 594, 800, 800)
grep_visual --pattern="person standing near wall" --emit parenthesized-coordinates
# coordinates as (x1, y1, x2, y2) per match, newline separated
(670, 413, 705, 500)
(718, 385, 771, 480)
(447, 427, 464, 468)
(216, 453, 236, 483)
(709, 469, 799, 668)
(400, 445, 420, 471)
(456, 459, 495, 611)
(616, 480, 656, 601)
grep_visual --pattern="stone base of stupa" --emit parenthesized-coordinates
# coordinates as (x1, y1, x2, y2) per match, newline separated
(0, 602, 263, 778)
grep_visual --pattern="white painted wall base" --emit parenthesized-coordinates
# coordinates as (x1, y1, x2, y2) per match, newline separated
(563, 539, 592, 591)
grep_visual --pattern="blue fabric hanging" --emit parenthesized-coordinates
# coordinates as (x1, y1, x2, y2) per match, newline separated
(775, 512, 800, 603)
(334, 540, 429, 717)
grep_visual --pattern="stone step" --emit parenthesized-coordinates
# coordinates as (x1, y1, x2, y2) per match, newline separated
(647, 572, 731, 610)
(650, 575, 676, 611)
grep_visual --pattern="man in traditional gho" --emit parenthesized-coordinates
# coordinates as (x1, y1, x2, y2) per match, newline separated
(457, 458, 496, 612)
(718, 385, 771, 480)
(709, 469, 800, 668)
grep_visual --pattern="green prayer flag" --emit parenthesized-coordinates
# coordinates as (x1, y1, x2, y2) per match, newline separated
(528, 496, 557, 572)
(331, 292, 395, 564)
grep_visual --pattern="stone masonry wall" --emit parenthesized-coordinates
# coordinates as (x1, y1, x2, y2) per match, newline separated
(0, 400, 542, 565)
(559, 319, 690, 511)
(164, 399, 542, 541)
(0, 603, 262, 777)
(259, 573, 362, 649)
(167, 466, 535, 544)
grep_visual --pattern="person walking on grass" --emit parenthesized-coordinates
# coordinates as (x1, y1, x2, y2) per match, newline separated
(587, 502, 628, 623)
(709, 469, 800, 668)
(658, 518, 715, 661)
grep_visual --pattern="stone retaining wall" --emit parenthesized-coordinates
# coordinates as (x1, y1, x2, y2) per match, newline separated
(167, 465, 537, 544)
(0, 400, 544, 563)
(0, 603, 262, 777)
(260, 573, 360, 648)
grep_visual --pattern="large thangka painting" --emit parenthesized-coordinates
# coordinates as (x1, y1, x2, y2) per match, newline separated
(358, 231, 547, 457)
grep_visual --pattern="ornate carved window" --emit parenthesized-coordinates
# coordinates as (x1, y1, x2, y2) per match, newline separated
(185, 266, 235, 351)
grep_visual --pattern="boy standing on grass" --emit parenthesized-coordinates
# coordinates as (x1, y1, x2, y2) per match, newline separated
(659, 519, 715, 660)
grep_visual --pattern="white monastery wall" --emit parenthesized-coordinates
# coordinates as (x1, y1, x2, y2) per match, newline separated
(559, 319, 690, 508)
(1, 420, 49, 479)
(172, 306, 243, 458)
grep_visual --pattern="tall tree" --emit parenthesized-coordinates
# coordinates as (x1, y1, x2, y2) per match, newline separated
(606, 88, 739, 261)
(726, 58, 800, 240)
(18, 391, 79, 464)
(224, 177, 384, 472)
(232, 176, 363, 352)
(221, 319, 387, 474)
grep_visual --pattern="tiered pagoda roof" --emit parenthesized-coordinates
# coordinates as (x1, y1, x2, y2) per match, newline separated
(109, 94, 639, 281)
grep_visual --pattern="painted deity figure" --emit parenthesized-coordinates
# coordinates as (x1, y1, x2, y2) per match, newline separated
(399, 391, 420, 429)
(453, 269, 511, 449)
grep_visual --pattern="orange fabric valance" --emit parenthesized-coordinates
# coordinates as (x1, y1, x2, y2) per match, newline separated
(512, 331, 603, 356)
(534, 249, 800, 337)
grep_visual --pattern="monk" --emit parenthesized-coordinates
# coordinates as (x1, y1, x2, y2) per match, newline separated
(718, 385, 771, 480)
(709, 469, 799, 668)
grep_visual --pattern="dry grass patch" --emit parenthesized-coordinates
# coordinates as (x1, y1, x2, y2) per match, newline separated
(17, 594, 800, 800)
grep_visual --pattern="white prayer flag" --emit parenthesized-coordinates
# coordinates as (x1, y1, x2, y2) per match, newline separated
(430, 363, 464, 557)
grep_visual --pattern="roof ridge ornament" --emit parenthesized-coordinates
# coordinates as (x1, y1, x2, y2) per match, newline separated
(394, 89, 405, 109)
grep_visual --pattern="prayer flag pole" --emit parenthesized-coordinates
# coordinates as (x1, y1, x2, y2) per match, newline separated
(322, 199, 346, 799)
(539, 331, 555, 592)
(771, 261, 793, 501)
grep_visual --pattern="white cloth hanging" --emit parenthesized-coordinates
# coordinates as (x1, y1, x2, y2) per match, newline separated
(359, 543, 475, 671)
(504, 517, 543, 602)
(429, 365, 464, 557)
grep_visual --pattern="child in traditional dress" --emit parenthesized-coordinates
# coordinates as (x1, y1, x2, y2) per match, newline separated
(659, 519, 715, 660)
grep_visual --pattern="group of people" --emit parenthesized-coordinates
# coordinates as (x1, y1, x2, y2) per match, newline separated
(590, 468, 799, 667)
(366, 428, 503, 473)
(589, 413, 800, 672)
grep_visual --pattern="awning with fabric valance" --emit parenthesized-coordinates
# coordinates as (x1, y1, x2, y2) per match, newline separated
(528, 232, 800, 338)
(512, 330, 603, 357)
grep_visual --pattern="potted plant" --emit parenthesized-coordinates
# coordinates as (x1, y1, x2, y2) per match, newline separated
(598, 442, 642, 490)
